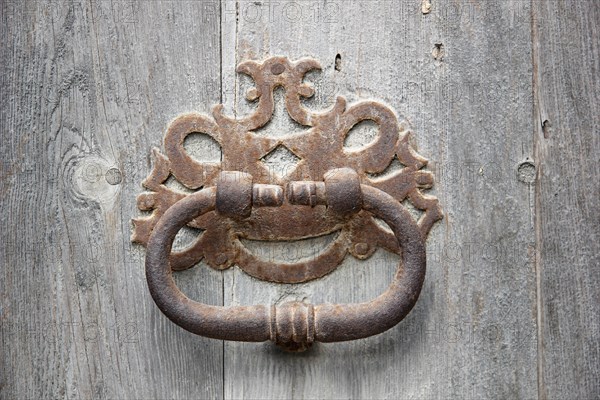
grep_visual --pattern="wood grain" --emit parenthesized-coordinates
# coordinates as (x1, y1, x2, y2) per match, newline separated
(221, 1, 537, 399)
(1, 0, 598, 399)
(0, 1, 223, 398)
(533, 1, 600, 399)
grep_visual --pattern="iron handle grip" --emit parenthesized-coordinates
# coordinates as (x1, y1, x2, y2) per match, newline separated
(145, 175, 426, 351)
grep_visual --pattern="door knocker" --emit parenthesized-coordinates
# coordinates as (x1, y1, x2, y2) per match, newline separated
(133, 56, 442, 351)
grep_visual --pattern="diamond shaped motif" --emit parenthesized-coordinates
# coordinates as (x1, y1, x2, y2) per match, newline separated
(261, 145, 301, 180)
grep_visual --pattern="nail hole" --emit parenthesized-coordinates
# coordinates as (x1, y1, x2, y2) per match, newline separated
(542, 120, 551, 138)
(432, 43, 444, 60)
(334, 54, 342, 71)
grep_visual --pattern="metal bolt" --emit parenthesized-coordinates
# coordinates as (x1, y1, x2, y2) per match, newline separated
(354, 242, 369, 256)
(215, 254, 228, 265)
(105, 168, 123, 185)
(271, 63, 285, 75)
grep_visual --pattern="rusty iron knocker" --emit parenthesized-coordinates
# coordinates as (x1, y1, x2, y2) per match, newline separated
(135, 56, 442, 352)
(146, 168, 426, 351)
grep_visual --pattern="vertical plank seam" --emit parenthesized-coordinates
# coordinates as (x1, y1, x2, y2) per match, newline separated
(531, 1, 546, 399)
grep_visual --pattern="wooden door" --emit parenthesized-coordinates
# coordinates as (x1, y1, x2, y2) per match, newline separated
(1, 1, 598, 399)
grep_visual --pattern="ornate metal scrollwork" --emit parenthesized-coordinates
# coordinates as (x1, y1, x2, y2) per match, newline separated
(133, 56, 442, 284)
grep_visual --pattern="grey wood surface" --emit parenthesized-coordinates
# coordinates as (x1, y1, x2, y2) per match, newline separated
(533, 1, 600, 399)
(0, 1, 597, 399)
(221, 1, 538, 399)
(0, 1, 224, 398)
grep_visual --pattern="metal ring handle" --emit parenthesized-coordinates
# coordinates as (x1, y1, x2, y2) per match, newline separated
(146, 170, 426, 351)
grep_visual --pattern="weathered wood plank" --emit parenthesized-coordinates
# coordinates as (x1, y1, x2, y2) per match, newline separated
(4, 0, 596, 398)
(221, 1, 537, 399)
(533, 1, 600, 399)
(0, 1, 223, 398)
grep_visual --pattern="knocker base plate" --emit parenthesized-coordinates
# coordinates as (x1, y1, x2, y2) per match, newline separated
(132, 56, 442, 284)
